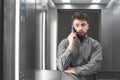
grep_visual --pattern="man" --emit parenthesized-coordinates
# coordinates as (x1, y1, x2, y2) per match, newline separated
(56, 12, 102, 80)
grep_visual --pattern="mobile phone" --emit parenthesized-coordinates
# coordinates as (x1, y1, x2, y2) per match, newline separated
(71, 25, 78, 39)
(71, 25, 75, 33)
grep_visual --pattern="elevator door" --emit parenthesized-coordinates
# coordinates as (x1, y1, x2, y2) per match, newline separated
(19, 0, 47, 80)
(19, 0, 36, 80)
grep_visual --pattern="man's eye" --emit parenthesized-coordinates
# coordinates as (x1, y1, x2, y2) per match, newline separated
(76, 24, 79, 27)
(81, 23, 86, 27)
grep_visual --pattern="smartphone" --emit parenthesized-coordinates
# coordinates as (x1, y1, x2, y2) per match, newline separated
(71, 25, 78, 39)
(71, 25, 75, 33)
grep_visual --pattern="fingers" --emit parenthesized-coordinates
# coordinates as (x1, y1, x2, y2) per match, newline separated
(71, 32, 77, 38)
(68, 32, 77, 39)
(64, 69, 70, 73)
(67, 32, 77, 51)
(64, 67, 75, 74)
(67, 32, 77, 44)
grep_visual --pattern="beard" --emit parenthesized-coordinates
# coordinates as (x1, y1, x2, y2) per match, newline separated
(76, 31, 86, 41)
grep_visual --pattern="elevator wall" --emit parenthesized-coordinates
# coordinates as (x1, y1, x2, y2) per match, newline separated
(0, 0, 3, 80)
(3, 0, 15, 80)
(19, 0, 38, 80)
(46, 4, 57, 70)
(97, 0, 120, 79)
(101, 0, 120, 71)
(57, 9, 101, 45)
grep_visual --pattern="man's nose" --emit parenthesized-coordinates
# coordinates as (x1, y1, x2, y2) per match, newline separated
(78, 26, 83, 31)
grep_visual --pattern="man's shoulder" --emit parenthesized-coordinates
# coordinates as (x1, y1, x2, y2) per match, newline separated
(87, 36, 100, 45)
(62, 38, 68, 41)
(59, 38, 68, 45)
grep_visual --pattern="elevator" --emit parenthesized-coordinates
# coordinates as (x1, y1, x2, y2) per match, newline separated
(2, 0, 120, 80)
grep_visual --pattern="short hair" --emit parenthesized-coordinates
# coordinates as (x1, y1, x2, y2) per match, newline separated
(71, 12, 89, 23)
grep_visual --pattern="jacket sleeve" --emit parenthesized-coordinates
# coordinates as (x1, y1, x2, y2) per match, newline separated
(74, 41, 102, 76)
(56, 39, 73, 71)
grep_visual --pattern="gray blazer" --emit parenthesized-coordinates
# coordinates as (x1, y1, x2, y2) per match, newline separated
(56, 36, 102, 80)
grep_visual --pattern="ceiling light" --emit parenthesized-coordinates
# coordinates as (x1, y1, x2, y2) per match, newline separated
(61, 0, 70, 3)
(63, 4, 73, 9)
(89, 4, 100, 9)
(92, 0, 101, 3)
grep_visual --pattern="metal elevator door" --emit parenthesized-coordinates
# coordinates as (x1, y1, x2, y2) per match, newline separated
(3, 0, 58, 80)
(19, 0, 47, 80)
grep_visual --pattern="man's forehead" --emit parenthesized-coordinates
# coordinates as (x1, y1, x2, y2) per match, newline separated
(73, 19, 87, 23)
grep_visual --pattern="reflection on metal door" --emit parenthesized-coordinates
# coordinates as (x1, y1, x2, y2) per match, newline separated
(4, 0, 56, 80)
(16, 0, 48, 80)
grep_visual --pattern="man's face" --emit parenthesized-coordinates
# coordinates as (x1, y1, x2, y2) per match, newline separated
(73, 19, 89, 37)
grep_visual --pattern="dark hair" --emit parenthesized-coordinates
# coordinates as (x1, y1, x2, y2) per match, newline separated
(72, 12, 89, 23)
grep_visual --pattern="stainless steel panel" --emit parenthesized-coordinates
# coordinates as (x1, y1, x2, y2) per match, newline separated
(46, 6, 57, 70)
(19, 0, 50, 80)
(0, 0, 3, 79)
(112, 9, 120, 70)
(35, 11, 43, 70)
(35, 0, 49, 71)
(36, 70, 61, 80)
(19, 0, 36, 80)
(101, 0, 120, 71)
(101, 10, 113, 71)
(3, 0, 15, 80)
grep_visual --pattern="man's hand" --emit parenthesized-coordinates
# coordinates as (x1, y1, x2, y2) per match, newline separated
(67, 32, 77, 51)
(64, 67, 75, 74)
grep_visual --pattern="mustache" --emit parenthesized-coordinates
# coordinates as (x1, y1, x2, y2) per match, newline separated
(77, 30, 86, 38)
(77, 31, 85, 34)
(79, 30, 84, 33)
